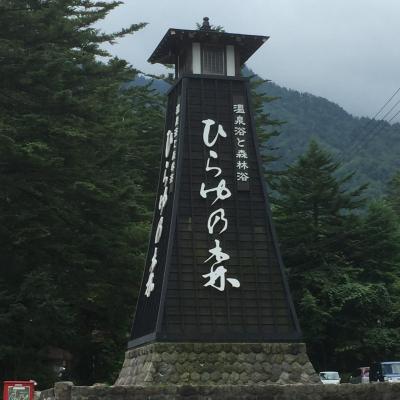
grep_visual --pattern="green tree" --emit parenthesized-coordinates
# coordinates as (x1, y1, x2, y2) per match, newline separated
(299, 280, 398, 371)
(0, 0, 164, 387)
(272, 141, 372, 370)
(240, 68, 284, 185)
(273, 141, 366, 290)
(353, 200, 400, 285)
(249, 75, 283, 169)
(387, 171, 400, 216)
(273, 141, 400, 371)
(353, 200, 400, 364)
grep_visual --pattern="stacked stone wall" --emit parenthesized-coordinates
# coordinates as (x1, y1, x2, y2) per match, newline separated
(116, 342, 318, 385)
(39, 381, 400, 400)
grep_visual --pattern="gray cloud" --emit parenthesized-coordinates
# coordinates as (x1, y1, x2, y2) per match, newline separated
(98, 0, 400, 118)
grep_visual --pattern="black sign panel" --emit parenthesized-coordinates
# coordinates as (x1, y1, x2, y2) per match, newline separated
(130, 82, 182, 341)
(129, 76, 301, 347)
(232, 94, 250, 191)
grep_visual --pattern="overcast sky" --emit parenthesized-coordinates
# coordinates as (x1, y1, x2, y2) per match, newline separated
(98, 0, 400, 119)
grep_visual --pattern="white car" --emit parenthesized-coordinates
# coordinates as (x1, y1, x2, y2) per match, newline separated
(319, 371, 341, 384)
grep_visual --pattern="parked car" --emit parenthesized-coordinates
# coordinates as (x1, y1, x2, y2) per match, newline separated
(349, 367, 370, 384)
(370, 361, 400, 383)
(319, 371, 341, 384)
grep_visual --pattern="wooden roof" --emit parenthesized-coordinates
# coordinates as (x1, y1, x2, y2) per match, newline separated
(148, 28, 269, 66)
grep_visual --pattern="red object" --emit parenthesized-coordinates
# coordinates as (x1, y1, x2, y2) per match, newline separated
(3, 381, 35, 400)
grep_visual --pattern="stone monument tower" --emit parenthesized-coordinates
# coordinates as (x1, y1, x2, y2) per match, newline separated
(117, 18, 318, 386)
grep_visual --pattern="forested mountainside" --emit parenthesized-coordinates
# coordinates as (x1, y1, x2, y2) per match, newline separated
(262, 80, 400, 197)
(135, 74, 400, 197)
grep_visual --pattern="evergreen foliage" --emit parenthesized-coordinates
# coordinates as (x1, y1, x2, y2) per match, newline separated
(273, 141, 400, 372)
(1, 1, 400, 388)
(0, 0, 164, 387)
(273, 141, 366, 285)
(387, 172, 400, 216)
(247, 75, 283, 183)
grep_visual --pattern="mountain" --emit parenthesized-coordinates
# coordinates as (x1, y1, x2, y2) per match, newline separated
(260, 79, 400, 197)
(134, 73, 400, 197)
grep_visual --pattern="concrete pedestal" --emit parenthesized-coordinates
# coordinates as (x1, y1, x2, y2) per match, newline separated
(116, 342, 319, 386)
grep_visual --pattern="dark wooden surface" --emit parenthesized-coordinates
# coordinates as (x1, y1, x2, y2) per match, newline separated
(129, 76, 300, 347)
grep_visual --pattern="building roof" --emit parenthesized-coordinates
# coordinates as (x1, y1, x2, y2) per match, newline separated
(148, 28, 269, 66)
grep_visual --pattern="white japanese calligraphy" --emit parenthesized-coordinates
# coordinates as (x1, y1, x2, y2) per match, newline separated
(200, 179, 232, 205)
(154, 216, 164, 244)
(162, 162, 169, 185)
(234, 126, 246, 136)
(165, 130, 173, 158)
(233, 104, 245, 114)
(145, 248, 158, 297)
(149, 248, 158, 273)
(235, 115, 245, 125)
(202, 119, 227, 147)
(237, 171, 249, 182)
(205, 239, 230, 267)
(158, 186, 168, 214)
(169, 171, 175, 185)
(237, 160, 248, 170)
(202, 265, 241, 291)
(237, 138, 245, 148)
(207, 208, 228, 235)
(236, 149, 248, 159)
(144, 102, 180, 299)
(145, 272, 155, 297)
(206, 150, 222, 177)
(200, 117, 239, 292)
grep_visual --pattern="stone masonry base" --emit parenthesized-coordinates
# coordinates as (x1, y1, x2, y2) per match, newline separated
(39, 381, 400, 400)
(115, 342, 319, 386)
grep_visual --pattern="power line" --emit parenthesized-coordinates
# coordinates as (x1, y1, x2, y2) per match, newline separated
(342, 87, 400, 159)
(350, 98, 400, 156)
(363, 108, 400, 146)
(370, 87, 400, 120)
(364, 109, 400, 148)
(347, 88, 400, 153)
(387, 108, 400, 124)
(379, 97, 400, 121)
